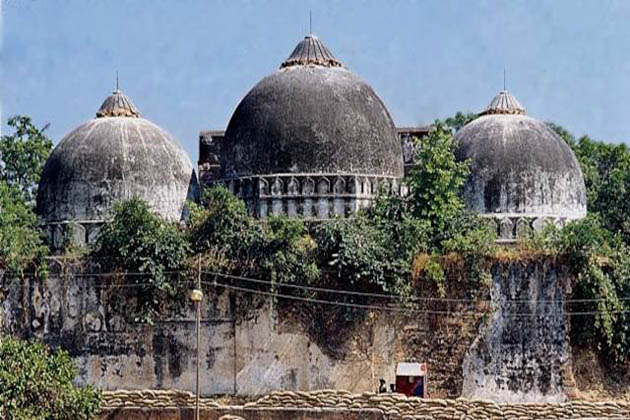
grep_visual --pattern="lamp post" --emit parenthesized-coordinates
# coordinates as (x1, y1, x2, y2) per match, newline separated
(189, 258, 203, 420)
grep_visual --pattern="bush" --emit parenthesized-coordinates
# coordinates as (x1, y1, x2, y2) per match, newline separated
(188, 185, 258, 255)
(0, 336, 101, 420)
(406, 122, 471, 238)
(0, 115, 52, 203)
(189, 185, 319, 288)
(522, 216, 630, 362)
(263, 215, 319, 288)
(0, 182, 48, 275)
(92, 198, 190, 323)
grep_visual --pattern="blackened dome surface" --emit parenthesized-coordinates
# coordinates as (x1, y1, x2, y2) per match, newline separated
(221, 36, 403, 178)
(454, 113, 586, 218)
(37, 92, 195, 223)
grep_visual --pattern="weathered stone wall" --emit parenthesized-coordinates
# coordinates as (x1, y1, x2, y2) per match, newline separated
(0, 258, 571, 402)
(462, 259, 572, 402)
(99, 390, 630, 420)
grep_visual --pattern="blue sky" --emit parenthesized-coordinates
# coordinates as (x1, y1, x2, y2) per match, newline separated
(3, 0, 630, 160)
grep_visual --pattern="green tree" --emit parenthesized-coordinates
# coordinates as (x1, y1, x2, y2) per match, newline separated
(406, 122, 471, 238)
(93, 198, 190, 323)
(574, 137, 630, 242)
(263, 215, 319, 288)
(188, 185, 269, 275)
(548, 122, 630, 243)
(189, 185, 319, 288)
(1, 116, 53, 202)
(0, 182, 48, 275)
(444, 111, 476, 132)
(188, 185, 263, 258)
(315, 216, 406, 294)
(0, 336, 101, 420)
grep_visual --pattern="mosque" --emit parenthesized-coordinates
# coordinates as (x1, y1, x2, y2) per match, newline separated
(36, 34, 587, 249)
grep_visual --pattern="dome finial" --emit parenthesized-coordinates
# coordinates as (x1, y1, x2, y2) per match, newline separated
(503, 68, 506, 91)
(96, 86, 141, 118)
(281, 34, 345, 68)
(309, 10, 312, 35)
(480, 89, 525, 116)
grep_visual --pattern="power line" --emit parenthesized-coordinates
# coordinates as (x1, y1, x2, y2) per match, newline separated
(20, 269, 630, 304)
(207, 280, 630, 318)
(13, 272, 630, 317)
(201, 270, 630, 305)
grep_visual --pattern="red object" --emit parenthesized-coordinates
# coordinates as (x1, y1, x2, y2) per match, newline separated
(395, 362, 428, 397)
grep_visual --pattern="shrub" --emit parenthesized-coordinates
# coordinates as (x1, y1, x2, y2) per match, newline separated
(262, 215, 319, 288)
(92, 198, 190, 323)
(314, 214, 421, 298)
(0, 182, 48, 276)
(189, 185, 319, 288)
(522, 216, 630, 362)
(406, 122, 471, 238)
(0, 336, 101, 420)
(0, 115, 52, 203)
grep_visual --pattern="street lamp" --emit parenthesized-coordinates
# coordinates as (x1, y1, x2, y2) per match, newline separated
(189, 284, 203, 420)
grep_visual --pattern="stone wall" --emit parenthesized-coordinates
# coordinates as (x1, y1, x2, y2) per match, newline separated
(462, 259, 572, 402)
(99, 390, 630, 420)
(0, 258, 572, 402)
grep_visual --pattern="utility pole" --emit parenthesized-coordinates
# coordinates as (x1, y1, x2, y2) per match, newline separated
(189, 256, 204, 420)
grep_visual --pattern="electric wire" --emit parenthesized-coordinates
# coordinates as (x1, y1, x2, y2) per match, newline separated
(30, 269, 630, 305)
(207, 280, 630, 318)
(19, 272, 630, 317)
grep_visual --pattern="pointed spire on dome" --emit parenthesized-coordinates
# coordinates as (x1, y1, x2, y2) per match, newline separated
(281, 34, 345, 69)
(96, 89, 141, 118)
(479, 90, 525, 116)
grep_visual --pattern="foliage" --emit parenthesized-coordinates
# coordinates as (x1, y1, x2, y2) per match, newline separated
(405, 122, 472, 239)
(527, 122, 630, 363)
(188, 185, 257, 255)
(189, 185, 319, 288)
(0, 182, 48, 275)
(0, 336, 101, 420)
(522, 216, 630, 362)
(444, 111, 477, 132)
(1, 116, 53, 203)
(313, 121, 495, 298)
(548, 122, 630, 243)
(92, 198, 190, 323)
(367, 189, 431, 260)
(263, 215, 319, 289)
(315, 215, 415, 298)
(0, 115, 51, 274)
(574, 137, 630, 243)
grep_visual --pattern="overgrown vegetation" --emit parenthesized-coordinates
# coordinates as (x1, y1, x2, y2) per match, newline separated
(312, 123, 495, 300)
(189, 186, 319, 293)
(526, 123, 630, 363)
(1, 116, 53, 203)
(0, 336, 101, 420)
(92, 198, 190, 323)
(0, 116, 51, 275)
(0, 182, 48, 276)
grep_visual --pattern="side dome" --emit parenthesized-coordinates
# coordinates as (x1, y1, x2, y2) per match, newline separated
(37, 89, 197, 245)
(222, 35, 403, 178)
(454, 90, 586, 240)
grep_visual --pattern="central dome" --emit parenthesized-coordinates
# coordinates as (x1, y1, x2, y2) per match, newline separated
(221, 35, 403, 179)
